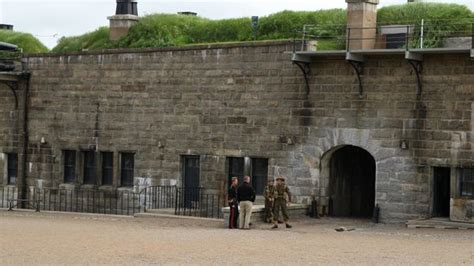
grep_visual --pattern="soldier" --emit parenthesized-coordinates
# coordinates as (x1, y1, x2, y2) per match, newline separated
(227, 177, 239, 229)
(264, 179, 275, 223)
(271, 176, 292, 229)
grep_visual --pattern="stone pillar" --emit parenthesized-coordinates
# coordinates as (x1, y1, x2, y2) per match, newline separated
(346, 0, 379, 50)
(108, 0, 139, 41)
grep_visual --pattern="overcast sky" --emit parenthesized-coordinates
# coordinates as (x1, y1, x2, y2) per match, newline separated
(1, 0, 473, 48)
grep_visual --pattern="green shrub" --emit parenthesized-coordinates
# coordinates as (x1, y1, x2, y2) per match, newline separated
(0, 30, 49, 53)
(52, 3, 473, 52)
(52, 27, 110, 53)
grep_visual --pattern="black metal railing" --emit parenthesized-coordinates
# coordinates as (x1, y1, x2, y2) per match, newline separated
(2, 185, 225, 219)
(1, 186, 141, 216)
(175, 187, 223, 219)
(142, 186, 224, 219)
(0, 186, 19, 209)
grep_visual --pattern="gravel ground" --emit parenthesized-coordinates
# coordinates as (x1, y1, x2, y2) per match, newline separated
(0, 210, 472, 265)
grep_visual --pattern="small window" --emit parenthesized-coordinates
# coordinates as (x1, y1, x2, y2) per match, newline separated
(252, 158, 268, 195)
(63, 150, 76, 183)
(83, 151, 96, 185)
(459, 168, 474, 197)
(7, 153, 18, 185)
(121, 153, 134, 187)
(102, 152, 113, 186)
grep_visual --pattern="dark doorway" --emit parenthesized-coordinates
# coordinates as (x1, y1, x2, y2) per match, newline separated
(433, 167, 450, 217)
(329, 145, 375, 218)
(183, 156, 200, 208)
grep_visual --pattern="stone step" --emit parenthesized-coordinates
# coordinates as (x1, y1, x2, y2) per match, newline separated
(406, 218, 474, 230)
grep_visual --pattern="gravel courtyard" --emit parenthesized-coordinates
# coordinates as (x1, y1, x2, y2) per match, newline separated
(0, 210, 472, 265)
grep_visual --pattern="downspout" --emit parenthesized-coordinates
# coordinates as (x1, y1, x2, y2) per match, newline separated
(20, 59, 31, 204)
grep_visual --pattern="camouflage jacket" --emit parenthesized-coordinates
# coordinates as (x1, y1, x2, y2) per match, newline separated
(274, 184, 291, 201)
(264, 185, 276, 201)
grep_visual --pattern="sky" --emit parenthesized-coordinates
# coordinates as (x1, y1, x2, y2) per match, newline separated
(0, 0, 473, 49)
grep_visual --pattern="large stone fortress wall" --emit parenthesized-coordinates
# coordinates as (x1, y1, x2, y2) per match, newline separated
(1, 41, 472, 222)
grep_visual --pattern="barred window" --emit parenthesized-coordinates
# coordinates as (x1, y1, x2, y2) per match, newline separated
(459, 168, 474, 197)
(120, 153, 134, 187)
(252, 158, 268, 195)
(228, 157, 244, 186)
(7, 153, 18, 185)
(101, 152, 113, 186)
(63, 150, 76, 183)
(83, 151, 97, 185)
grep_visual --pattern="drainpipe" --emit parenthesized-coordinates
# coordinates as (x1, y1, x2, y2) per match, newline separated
(20, 59, 31, 204)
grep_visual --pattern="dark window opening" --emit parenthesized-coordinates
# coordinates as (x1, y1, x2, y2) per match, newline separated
(459, 168, 474, 197)
(228, 157, 245, 187)
(386, 33, 406, 49)
(121, 153, 134, 187)
(252, 158, 268, 195)
(83, 151, 97, 185)
(7, 153, 18, 185)
(64, 150, 76, 184)
(227, 157, 268, 195)
(102, 152, 113, 186)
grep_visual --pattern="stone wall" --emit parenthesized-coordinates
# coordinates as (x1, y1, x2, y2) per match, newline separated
(1, 41, 472, 222)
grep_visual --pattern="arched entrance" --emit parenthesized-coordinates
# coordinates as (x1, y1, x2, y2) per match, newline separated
(328, 145, 375, 218)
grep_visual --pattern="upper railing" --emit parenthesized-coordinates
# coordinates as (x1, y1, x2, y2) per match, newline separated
(294, 21, 473, 52)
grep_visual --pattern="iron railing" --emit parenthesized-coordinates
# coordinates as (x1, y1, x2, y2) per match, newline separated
(142, 186, 224, 219)
(1, 186, 141, 215)
(2, 186, 224, 219)
(293, 21, 473, 52)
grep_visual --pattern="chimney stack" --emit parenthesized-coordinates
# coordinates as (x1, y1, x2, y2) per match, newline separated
(108, 0, 139, 41)
(346, 0, 379, 50)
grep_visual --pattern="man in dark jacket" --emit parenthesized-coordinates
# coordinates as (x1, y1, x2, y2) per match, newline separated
(227, 176, 239, 229)
(237, 176, 256, 229)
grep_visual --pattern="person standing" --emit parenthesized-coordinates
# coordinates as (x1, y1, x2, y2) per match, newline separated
(264, 179, 275, 223)
(237, 176, 256, 230)
(272, 176, 292, 229)
(227, 176, 239, 229)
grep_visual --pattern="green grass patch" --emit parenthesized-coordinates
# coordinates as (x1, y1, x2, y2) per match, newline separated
(0, 30, 49, 53)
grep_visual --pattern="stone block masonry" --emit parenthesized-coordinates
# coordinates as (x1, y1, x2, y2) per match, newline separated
(0, 40, 472, 223)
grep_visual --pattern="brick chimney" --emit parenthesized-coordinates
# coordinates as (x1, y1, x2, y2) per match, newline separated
(108, 0, 139, 41)
(346, 0, 379, 50)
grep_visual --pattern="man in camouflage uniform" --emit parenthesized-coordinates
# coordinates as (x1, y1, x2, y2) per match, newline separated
(271, 176, 292, 229)
(264, 179, 275, 223)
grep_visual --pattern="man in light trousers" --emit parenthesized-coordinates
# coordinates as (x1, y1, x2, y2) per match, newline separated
(237, 176, 256, 229)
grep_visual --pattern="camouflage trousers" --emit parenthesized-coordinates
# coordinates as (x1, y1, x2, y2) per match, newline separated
(273, 198, 289, 223)
(264, 199, 274, 223)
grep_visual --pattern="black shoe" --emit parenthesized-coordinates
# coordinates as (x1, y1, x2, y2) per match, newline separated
(286, 224, 292, 229)
(278, 220, 284, 224)
(271, 224, 278, 229)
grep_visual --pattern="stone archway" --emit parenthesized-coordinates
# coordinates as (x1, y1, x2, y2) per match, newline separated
(326, 145, 376, 218)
